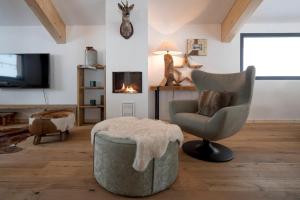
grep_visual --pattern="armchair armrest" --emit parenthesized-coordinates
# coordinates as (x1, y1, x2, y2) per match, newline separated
(169, 100, 198, 116)
(210, 104, 250, 140)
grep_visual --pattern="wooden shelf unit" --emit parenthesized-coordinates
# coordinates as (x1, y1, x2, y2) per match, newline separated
(77, 64, 106, 126)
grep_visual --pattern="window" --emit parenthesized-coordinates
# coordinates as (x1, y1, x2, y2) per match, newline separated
(0, 54, 17, 78)
(240, 33, 300, 80)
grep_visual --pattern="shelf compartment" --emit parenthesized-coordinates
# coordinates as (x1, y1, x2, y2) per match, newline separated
(77, 64, 106, 126)
(80, 87, 104, 90)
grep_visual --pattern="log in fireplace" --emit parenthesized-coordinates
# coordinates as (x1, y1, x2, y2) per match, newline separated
(113, 72, 142, 93)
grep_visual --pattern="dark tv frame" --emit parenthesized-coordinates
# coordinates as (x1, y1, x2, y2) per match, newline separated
(240, 33, 300, 80)
(0, 53, 50, 88)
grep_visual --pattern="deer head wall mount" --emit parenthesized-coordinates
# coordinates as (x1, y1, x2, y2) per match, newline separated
(118, 1, 134, 39)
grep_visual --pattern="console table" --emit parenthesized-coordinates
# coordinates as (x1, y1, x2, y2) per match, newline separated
(150, 86, 196, 120)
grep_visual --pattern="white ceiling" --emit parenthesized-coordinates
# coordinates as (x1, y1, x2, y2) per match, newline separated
(0, 0, 299, 26)
(149, 0, 235, 34)
(52, 0, 105, 25)
(149, 0, 235, 24)
(0, 0, 40, 26)
(249, 0, 300, 23)
(0, 0, 105, 26)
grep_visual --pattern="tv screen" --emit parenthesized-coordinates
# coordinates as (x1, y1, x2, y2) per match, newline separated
(0, 54, 49, 88)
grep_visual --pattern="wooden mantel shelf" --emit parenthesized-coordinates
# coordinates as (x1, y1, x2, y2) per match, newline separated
(77, 64, 105, 70)
(150, 85, 196, 91)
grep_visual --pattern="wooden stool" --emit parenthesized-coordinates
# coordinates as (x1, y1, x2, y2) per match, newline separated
(32, 130, 70, 145)
(29, 110, 75, 145)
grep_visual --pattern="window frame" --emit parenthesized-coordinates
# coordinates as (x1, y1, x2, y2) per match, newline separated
(240, 33, 300, 80)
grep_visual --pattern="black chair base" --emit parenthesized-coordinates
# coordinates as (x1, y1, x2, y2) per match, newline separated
(182, 140, 233, 162)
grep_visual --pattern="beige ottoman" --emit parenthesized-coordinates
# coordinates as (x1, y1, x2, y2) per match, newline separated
(92, 117, 183, 197)
(93, 133, 179, 197)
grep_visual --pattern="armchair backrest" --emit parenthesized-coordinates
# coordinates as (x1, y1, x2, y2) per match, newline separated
(191, 66, 256, 105)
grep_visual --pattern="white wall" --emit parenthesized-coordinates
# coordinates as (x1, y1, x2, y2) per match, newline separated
(1, 19, 299, 121)
(105, 0, 148, 118)
(0, 25, 106, 105)
(148, 23, 300, 121)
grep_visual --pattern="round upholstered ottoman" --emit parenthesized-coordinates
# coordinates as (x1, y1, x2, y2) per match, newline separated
(93, 133, 179, 197)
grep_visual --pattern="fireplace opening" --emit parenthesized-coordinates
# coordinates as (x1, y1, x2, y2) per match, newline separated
(113, 72, 142, 93)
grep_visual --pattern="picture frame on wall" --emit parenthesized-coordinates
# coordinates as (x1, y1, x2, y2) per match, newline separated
(187, 39, 207, 56)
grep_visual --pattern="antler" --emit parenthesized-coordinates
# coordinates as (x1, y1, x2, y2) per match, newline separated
(121, 0, 129, 7)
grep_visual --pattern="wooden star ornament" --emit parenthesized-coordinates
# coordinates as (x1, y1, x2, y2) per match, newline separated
(176, 54, 203, 69)
(173, 54, 203, 84)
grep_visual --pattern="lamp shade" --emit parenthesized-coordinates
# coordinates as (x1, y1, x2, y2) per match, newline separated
(153, 41, 181, 55)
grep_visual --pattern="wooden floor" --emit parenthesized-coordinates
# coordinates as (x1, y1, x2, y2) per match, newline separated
(0, 123, 299, 200)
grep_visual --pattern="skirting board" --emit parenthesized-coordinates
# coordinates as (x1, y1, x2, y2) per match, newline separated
(161, 119, 300, 124)
(246, 120, 300, 124)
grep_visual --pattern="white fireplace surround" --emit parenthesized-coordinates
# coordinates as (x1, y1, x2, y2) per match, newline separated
(105, 0, 148, 119)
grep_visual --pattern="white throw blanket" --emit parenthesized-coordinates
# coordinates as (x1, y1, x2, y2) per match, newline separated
(91, 117, 183, 172)
(50, 113, 75, 132)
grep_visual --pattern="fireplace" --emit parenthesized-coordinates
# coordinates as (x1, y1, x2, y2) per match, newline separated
(113, 72, 142, 93)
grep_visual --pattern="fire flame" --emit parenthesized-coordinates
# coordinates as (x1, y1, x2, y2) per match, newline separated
(119, 83, 137, 93)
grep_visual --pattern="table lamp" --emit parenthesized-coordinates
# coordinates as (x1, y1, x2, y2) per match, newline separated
(154, 41, 181, 86)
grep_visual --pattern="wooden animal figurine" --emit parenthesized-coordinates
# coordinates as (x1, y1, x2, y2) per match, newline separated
(118, 1, 134, 39)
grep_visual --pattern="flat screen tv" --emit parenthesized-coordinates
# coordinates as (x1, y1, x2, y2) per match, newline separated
(0, 54, 49, 88)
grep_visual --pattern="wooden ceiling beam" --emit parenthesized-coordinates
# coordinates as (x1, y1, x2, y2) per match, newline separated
(221, 0, 263, 42)
(25, 0, 66, 44)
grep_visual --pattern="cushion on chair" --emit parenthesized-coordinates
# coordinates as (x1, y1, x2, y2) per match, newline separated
(197, 90, 233, 117)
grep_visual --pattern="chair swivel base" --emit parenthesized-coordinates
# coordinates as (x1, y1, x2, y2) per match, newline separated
(182, 140, 233, 162)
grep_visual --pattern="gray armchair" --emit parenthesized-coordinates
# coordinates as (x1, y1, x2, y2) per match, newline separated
(169, 66, 255, 162)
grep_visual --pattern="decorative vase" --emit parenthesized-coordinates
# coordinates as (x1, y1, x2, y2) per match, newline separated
(85, 47, 97, 66)
(90, 99, 96, 105)
(89, 81, 96, 87)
